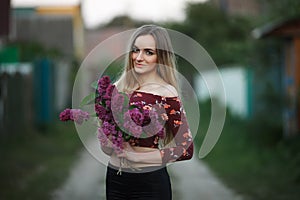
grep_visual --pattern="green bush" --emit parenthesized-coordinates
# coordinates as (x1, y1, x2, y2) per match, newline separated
(0, 123, 82, 200)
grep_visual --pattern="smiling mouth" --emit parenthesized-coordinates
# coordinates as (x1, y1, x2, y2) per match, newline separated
(135, 63, 144, 67)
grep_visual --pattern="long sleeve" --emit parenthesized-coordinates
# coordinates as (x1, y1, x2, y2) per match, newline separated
(159, 97, 194, 164)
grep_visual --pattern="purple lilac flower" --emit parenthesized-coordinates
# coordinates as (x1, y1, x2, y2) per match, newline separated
(130, 125, 143, 138)
(142, 109, 150, 125)
(97, 127, 108, 146)
(111, 130, 123, 153)
(123, 121, 132, 131)
(70, 109, 90, 124)
(95, 104, 107, 120)
(103, 84, 115, 100)
(104, 111, 114, 123)
(157, 127, 165, 139)
(97, 76, 111, 98)
(59, 108, 71, 121)
(142, 109, 165, 137)
(111, 93, 124, 113)
(123, 108, 144, 127)
(123, 111, 131, 122)
(97, 85, 106, 98)
(105, 100, 111, 108)
(95, 96, 101, 104)
(101, 121, 116, 136)
(59, 108, 89, 125)
(98, 75, 111, 89)
(129, 108, 144, 126)
(121, 109, 145, 138)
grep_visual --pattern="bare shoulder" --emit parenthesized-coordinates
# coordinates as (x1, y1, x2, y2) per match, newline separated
(113, 80, 119, 85)
(157, 84, 178, 97)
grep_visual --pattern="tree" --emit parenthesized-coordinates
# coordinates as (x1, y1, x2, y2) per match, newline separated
(262, 0, 300, 21)
(167, 2, 255, 67)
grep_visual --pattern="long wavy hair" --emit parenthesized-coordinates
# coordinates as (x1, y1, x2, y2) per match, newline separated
(116, 25, 178, 94)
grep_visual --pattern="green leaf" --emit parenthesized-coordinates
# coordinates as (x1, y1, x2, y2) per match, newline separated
(91, 81, 98, 90)
(122, 93, 129, 108)
(80, 93, 95, 107)
(124, 134, 132, 141)
(129, 105, 136, 110)
(140, 132, 147, 139)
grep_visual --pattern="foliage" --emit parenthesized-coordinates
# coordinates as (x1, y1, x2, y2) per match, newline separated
(0, 123, 82, 200)
(199, 111, 300, 200)
(103, 15, 136, 28)
(261, 0, 300, 21)
(101, 15, 153, 29)
(166, 2, 255, 66)
(194, 100, 300, 200)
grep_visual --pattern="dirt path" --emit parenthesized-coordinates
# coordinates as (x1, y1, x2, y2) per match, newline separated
(52, 149, 106, 200)
(52, 147, 242, 200)
(168, 157, 243, 200)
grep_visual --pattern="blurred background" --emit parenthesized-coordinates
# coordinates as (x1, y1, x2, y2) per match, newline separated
(0, 0, 300, 199)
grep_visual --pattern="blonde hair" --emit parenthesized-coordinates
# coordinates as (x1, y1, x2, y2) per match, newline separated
(116, 25, 178, 93)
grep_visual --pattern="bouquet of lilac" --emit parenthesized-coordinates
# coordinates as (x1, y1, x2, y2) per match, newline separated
(60, 75, 165, 154)
(95, 76, 165, 153)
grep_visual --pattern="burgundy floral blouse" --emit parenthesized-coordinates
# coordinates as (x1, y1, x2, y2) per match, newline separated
(129, 91, 194, 164)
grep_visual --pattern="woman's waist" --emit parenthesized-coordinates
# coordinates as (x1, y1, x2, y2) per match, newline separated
(108, 160, 165, 173)
(132, 146, 158, 152)
(109, 153, 162, 170)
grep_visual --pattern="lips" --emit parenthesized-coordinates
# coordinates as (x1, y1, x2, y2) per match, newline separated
(135, 63, 144, 68)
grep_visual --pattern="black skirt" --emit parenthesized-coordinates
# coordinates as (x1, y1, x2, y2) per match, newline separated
(106, 164, 172, 200)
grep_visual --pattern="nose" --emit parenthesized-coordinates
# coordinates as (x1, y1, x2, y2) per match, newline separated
(136, 51, 144, 61)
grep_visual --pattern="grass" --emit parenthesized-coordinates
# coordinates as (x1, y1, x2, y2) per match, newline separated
(195, 102, 300, 200)
(0, 123, 83, 200)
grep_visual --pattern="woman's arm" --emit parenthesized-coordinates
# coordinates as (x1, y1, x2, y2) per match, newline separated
(117, 143, 163, 164)
(159, 98, 194, 164)
(118, 97, 193, 164)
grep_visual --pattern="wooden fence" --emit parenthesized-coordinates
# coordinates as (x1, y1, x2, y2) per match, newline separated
(0, 65, 33, 135)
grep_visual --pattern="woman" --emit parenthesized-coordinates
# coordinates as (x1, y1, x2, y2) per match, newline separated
(101, 24, 194, 200)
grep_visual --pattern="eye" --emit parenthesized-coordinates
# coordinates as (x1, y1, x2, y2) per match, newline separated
(132, 47, 139, 53)
(145, 50, 155, 56)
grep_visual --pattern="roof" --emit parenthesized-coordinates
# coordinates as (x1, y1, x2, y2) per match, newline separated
(252, 16, 300, 39)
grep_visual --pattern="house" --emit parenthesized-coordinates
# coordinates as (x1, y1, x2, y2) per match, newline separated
(0, 0, 10, 39)
(252, 17, 300, 136)
(0, 2, 84, 134)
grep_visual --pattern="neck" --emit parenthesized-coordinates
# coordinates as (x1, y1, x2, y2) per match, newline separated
(137, 72, 163, 86)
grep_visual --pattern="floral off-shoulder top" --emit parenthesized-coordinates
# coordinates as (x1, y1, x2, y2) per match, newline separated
(128, 91, 194, 164)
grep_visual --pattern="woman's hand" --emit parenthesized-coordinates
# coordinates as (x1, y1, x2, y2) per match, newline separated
(117, 142, 163, 165)
(100, 140, 114, 156)
(117, 142, 138, 162)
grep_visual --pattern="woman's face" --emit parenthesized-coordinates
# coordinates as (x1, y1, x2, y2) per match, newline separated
(131, 34, 158, 75)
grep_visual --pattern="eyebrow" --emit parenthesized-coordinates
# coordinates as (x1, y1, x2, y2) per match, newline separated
(133, 45, 156, 51)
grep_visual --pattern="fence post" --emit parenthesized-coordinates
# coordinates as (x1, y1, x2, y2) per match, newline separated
(33, 58, 54, 128)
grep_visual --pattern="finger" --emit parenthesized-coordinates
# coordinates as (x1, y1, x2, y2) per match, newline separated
(116, 153, 123, 157)
(116, 151, 126, 158)
(122, 142, 129, 148)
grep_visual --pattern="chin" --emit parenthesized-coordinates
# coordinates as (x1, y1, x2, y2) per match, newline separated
(134, 66, 156, 75)
(134, 67, 145, 74)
